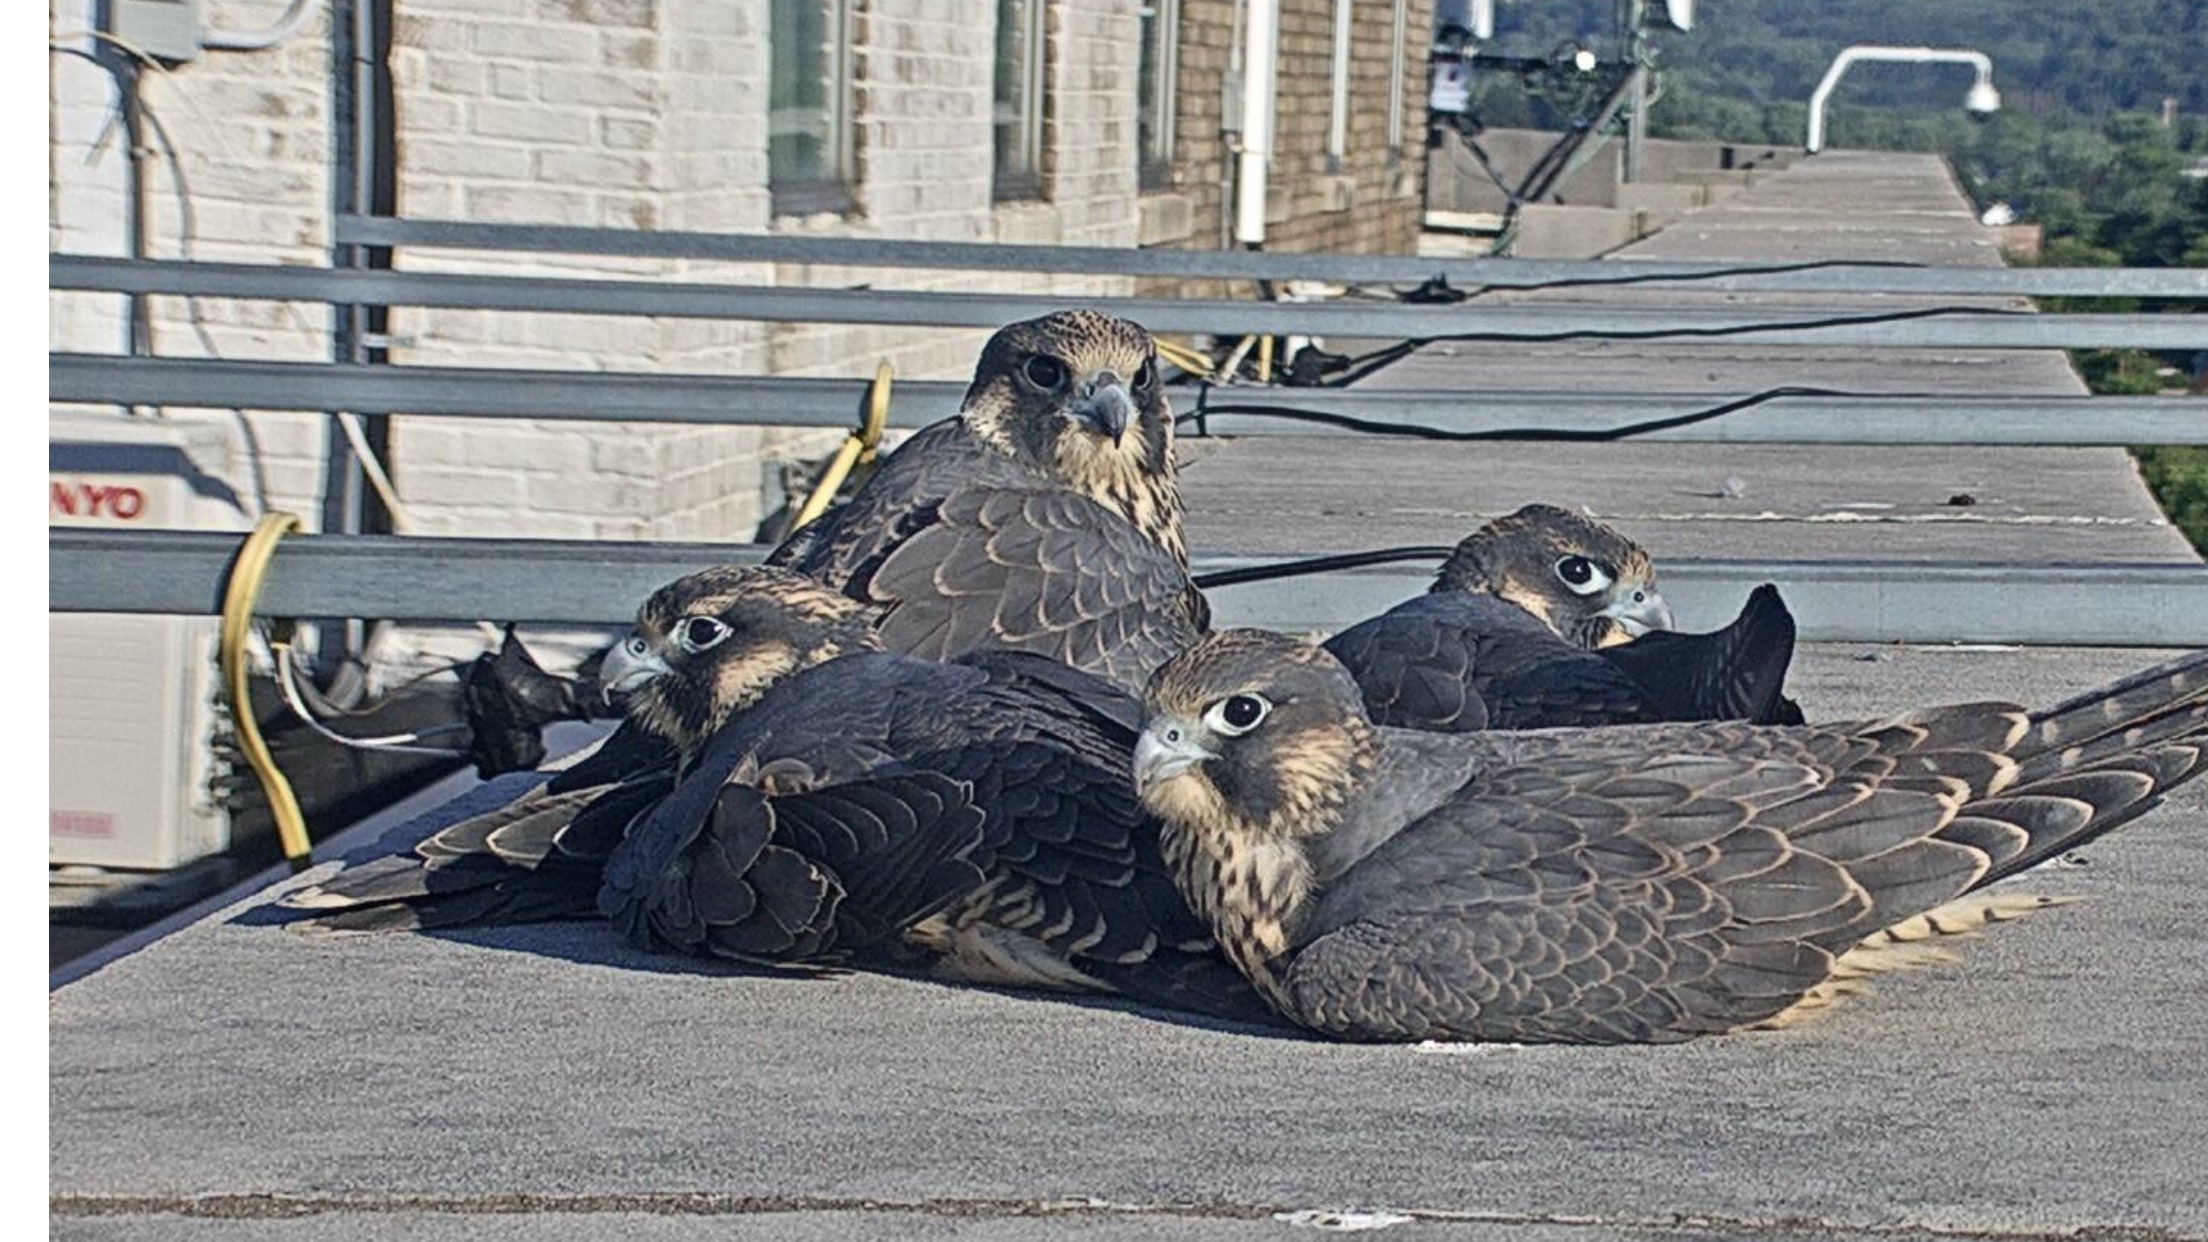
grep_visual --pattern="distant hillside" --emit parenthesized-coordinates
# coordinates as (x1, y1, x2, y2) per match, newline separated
(1651, 0, 2208, 120)
(1482, 0, 2208, 123)
(1470, 0, 2208, 270)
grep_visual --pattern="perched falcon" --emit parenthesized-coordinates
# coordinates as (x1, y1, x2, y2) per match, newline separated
(1435, 504, 1670, 649)
(769, 310, 1205, 693)
(281, 566, 883, 932)
(1328, 501, 1801, 730)
(286, 566, 1267, 1025)
(1328, 583, 1802, 731)
(1133, 629, 2208, 1044)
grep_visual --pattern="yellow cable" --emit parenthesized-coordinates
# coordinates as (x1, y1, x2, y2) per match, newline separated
(1256, 333, 1274, 385)
(218, 512, 314, 869)
(791, 360, 893, 532)
(855, 358, 893, 466)
(1155, 339, 1213, 376)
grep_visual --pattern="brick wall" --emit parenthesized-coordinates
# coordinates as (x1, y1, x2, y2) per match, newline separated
(49, 0, 337, 525)
(50, 0, 1427, 540)
(1148, 0, 1434, 264)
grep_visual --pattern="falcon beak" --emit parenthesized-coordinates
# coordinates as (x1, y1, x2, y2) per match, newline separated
(1601, 585, 1674, 637)
(598, 632, 671, 703)
(1070, 371, 1134, 444)
(1134, 717, 1215, 794)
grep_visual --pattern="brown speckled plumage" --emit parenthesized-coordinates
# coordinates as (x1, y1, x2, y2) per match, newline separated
(1139, 630, 2208, 1043)
(769, 310, 1202, 694)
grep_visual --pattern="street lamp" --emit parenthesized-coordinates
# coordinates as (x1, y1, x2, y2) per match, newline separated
(1806, 45, 2000, 154)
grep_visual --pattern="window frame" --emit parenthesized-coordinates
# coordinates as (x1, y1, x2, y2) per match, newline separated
(992, 0, 1048, 202)
(769, 0, 858, 219)
(1385, 0, 1409, 156)
(1326, 0, 1352, 172)
(1138, 0, 1180, 191)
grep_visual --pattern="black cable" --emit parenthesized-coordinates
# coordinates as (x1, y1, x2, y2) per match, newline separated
(1322, 301, 2032, 388)
(1194, 546, 1456, 591)
(1178, 384, 1862, 444)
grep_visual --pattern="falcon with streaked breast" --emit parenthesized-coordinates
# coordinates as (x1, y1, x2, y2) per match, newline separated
(771, 309, 1206, 694)
(1135, 628, 2208, 1044)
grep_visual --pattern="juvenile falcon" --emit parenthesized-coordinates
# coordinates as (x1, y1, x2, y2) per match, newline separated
(1134, 629, 2208, 1044)
(1437, 504, 1670, 649)
(771, 309, 1205, 693)
(286, 566, 1266, 1025)
(281, 566, 883, 932)
(1329, 504, 1800, 729)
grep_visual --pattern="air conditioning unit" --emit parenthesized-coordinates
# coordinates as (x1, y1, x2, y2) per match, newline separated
(50, 411, 252, 870)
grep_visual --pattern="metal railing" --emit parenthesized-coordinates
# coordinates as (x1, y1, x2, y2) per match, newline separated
(49, 255, 2208, 348)
(48, 220, 2208, 647)
(331, 215, 2208, 300)
(49, 355, 2208, 445)
(48, 529, 2208, 647)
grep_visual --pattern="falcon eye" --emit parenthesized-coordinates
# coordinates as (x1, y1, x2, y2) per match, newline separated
(1205, 693, 1272, 736)
(1021, 354, 1069, 391)
(1554, 556, 1613, 596)
(676, 616, 732, 653)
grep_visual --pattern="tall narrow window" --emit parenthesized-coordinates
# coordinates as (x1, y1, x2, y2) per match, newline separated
(1137, 0, 1180, 190)
(994, 0, 1046, 201)
(1326, 0, 1353, 171)
(770, 0, 856, 216)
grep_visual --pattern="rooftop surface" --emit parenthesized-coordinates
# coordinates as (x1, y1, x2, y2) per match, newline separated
(51, 152, 2208, 1241)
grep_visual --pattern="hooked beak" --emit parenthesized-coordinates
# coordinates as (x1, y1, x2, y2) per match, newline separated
(597, 632, 670, 704)
(1600, 585, 1674, 638)
(1133, 717, 1215, 795)
(1069, 372, 1134, 444)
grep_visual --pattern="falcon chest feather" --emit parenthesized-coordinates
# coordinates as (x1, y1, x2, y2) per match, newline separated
(1151, 721, 1372, 997)
(1157, 809, 1312, 995)
(1051, 434, 1188, 567)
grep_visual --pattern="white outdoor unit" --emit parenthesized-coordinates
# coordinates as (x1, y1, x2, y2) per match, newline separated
(50, 411, 252, 870)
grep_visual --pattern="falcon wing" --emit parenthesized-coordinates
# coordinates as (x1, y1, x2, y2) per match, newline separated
(1326, 593, 1652, 732)
(856, 488, 1207, 696)
(1285, 737, 1972, 1043)
(769, 419, 1033, 588)
(1599, 583, 1802, 725)
(1286, 664, 2208, 1044)
(594, 651, 1217, 986)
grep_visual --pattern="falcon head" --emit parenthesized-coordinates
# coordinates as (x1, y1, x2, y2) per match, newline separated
(597, 565, 882, 760)
(1134, 629, 1377, 843)
(960, 309, 1174, 491)
(1431, 504, 1670, 649)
